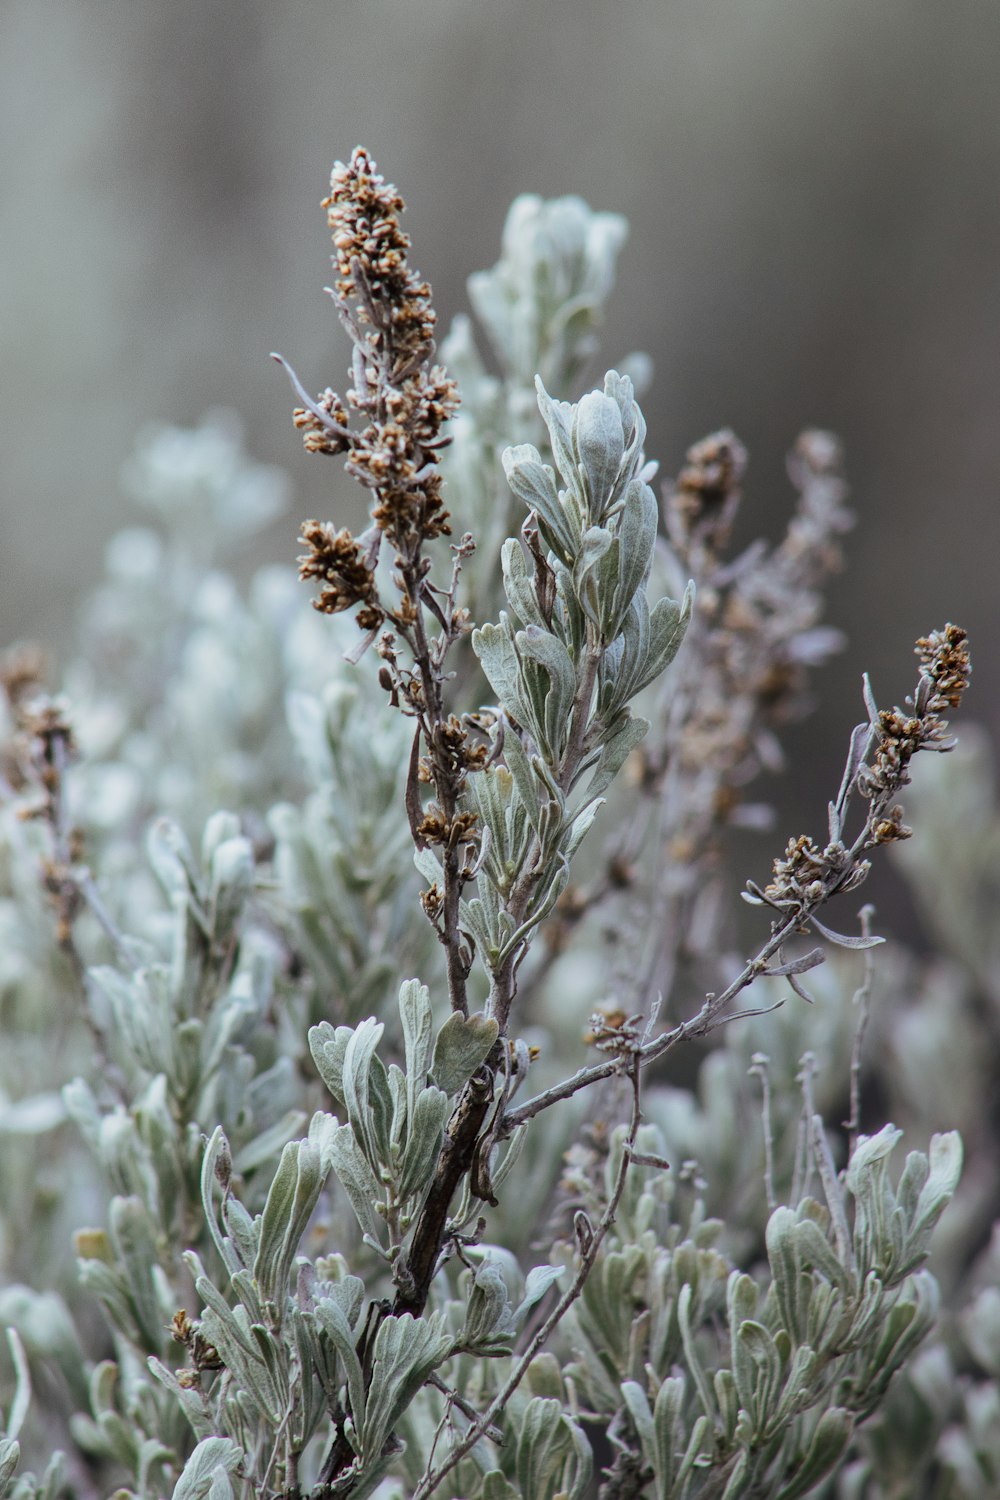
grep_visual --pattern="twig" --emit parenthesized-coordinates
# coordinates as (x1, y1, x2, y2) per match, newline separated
(749, 1054, 777, 1214)
(845, 903, 876, 1156)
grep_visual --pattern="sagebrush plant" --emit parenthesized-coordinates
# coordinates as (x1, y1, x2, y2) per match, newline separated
(0, 147, 995, 1499)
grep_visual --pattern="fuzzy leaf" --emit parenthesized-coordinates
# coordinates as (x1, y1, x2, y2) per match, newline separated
(573, 391, 624, 519)
(309, 1022, 353, 1108)
(775, 1408, 852, 1500)
(327, 1125, 386, 1247)
(253, 1140, 325, 1310)
(431, 1012, 499, 1096)
(398, 1086, 450, 1201)
(171, 1438, 242, 1500)
(502, 446, 577, 564)
(360, 1312, 453, 1461)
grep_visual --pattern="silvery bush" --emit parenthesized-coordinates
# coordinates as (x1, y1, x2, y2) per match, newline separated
(0, 149, 995, 1499)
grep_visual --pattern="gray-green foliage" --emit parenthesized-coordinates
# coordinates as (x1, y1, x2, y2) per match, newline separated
(0, 166, 993, 1500)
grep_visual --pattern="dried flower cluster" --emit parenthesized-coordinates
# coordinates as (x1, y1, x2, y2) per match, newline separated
(280, 149, 482, 1038)
(763, 623, 971, 913)
(289, 146, 459, 628)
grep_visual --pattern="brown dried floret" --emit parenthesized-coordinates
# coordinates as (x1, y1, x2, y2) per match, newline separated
(297, 521, 379, 618)
(668, 428, 748, 550)
(916, 622, 970, 711)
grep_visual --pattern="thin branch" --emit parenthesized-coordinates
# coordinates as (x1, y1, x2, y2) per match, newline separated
(845, 903, 876, 1156)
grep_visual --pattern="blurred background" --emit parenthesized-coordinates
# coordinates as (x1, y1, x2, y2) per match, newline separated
(2, 0, 997, 927)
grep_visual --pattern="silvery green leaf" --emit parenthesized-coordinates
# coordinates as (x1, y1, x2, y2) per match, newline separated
(467, 767, 518, 885)
(170, 1437, 243, 1500)
(221, 1195, 259, 1271)
(678, 1283, 715, 1422)
(561, 800, 604, 863)
(61, 1077, 102, 1153)
(501, 855, 569, 960)
(0, 1090, 65, 1136)
(3, 1330, 30, 1444)
(502, 446, 577, 565)
(501, 538, 546, 629)
(502, 729, 545, 837)
(720, 1451, 751, 1500)
(399, 979, 433, 1104)
(771, 1345, 819, 1433)
(481, 1473, 520, 1500)
(961, 1286, 1000, 1378)
(207, 835, 253, 942)
(308, 1022, 354, 1107)
(596, 597, 646, 720)
(766, 1207, 806, 1340)
(413, 845, 442, 887)
(250, 1321, 288, 1406)
(172, 1018, 204, 1104)
(147, 1357, 214, 1441)
(562, 1414, 594, 1499)
(793, 1216, 851, 1293)
(328, 1124, 386, 1245)
(200, 987, 258, 1076)
(133, 1073, 181, 1227)
(0, 1442, 21, 1492)
(109, 1196, 163, 1353)
(460, 893, 503, 966)
(774, 1408, 852, 1500)
(146, 817, 200, 905)
(230, 1268, 265, 1328)
(576, 524, 615, 579)
(573, 391, 624, 520)
(473, 619, 532, 730)
(604, 369, 645, 461)
(360, 1312, 453, 1461)
(909, 1132, 963, 1241)
(714, 1368, 739, 1445)
(611, 480, 658, 634)
(585, 713, 648, 804)
(517, 626, 576, 761)
(197, 1294, 279, 1425)
(620, 1380, 655, 1469)
(515, 1395, 592, 1500)
(199, 810, 241, 869)
(86, 966, 170, 1081)
(398, 1086, 449, 1201)
(386, 1068, 407, 1157)
(29, 1452, 67, 1500)
(488, 1122, 529, 1196)
(253, 1139, 325, 1310)
(513, 1264, 564, 1328)
(463, 1260, 514, 1350)
(313, 1296, 365, 1447)
(847, 1125, 903, 1190)
(727, 1270, 758, 1328)
(534, 380, 579, 504)
(431, 1012, 499, 1096)
(633, 583, 694, 695)
(806, 912, 885, 949)
(49, 1269, 116, 1372)
(343, 1019, 391, 1173)
(199, 1127, 242, 1275)
(675, 1414, 713, 1491)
